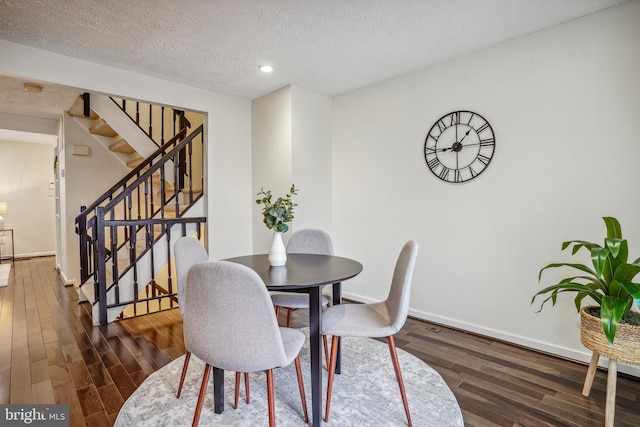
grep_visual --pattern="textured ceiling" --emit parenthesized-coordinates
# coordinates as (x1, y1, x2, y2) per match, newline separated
(0, 0, 630, 123)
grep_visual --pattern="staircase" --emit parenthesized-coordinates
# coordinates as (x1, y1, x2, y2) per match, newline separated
(72, 94, 205, 325)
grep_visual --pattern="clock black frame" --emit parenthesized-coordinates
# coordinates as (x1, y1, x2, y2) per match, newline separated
(423, 110, 495, 183)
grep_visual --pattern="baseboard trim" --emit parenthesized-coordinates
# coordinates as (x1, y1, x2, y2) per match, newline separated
(342, 290, 640, 377)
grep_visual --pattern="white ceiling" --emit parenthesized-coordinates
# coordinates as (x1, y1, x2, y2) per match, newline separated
(0, 0, 631, 123)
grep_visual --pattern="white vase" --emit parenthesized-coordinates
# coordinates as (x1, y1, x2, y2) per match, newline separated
(268, 232, 287, 267)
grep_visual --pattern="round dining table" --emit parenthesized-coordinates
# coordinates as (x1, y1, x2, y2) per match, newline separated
(220, 253, 363, 426)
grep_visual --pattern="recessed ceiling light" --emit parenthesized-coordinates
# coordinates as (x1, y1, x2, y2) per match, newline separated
(24, 83, 43, 93)
(259, 65, 273, 73)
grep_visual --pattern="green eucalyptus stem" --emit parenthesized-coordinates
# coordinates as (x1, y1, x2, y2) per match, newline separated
(255, 185, 299, 234)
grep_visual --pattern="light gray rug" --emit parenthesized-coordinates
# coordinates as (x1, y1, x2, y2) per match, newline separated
(115, 331, 463, 426)
(0, 263, 10, 287)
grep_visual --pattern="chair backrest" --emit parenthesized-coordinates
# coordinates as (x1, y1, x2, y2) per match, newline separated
(384, 240, 419, 333)
(287, 228, 334, 255)
(184, 261, 289, 373)
(174, 236, 209, 317)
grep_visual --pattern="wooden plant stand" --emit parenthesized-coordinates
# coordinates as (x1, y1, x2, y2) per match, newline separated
(580, 307, 640, 427)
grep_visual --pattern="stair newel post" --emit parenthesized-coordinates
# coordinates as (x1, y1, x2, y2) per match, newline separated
(78, 210, 89, 283)
(136, 184, 142, 221)
(177, 110, 188, 192)
(159, 166, 167, 218)
(148, 104, 153, 141)
(173, 151, 180, 215)
(186, 138, 193, 205)
(146, 225, 154, 313)
(95, 207, 108, 325)
(128, 192, 134, 224)
(130, 222, 138, 307)
(110, 219, 119, 308)
(142, 180, 149, 222)
(161, 106, 165, 145)
(82, 92, 91, 118)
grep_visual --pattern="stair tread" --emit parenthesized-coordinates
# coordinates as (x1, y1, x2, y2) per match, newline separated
(90, 118, 118, 137)
(126, 156, 144, 168)
(109, 138, 136, 154)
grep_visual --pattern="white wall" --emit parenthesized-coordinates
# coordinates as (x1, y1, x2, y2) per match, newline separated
(0, 140, 55, 257)
(62, 115, 131, 285)
(0, 39, 253, 266)
(332, 2, 640, 374)
(252, 86, 293, 252)
(291, 86, 333, 233)
(252, 85, 333, 252)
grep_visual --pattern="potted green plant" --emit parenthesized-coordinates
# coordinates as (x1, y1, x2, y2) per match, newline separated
(256, 185, 298, 266)
(533, 216, 640, 349)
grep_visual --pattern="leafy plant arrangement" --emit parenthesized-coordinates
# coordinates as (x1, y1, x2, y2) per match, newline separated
(255, 185, 298, 233)
(532, 217, 640, 345)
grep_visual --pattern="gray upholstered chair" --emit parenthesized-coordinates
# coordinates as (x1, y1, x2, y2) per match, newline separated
(271, 228, 333, 327)
(174, 236, 249, 408)
(184, 260, 309, 427)
(322, 240, 418, 426)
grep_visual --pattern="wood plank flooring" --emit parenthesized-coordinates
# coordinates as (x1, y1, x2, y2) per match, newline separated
(1, 257, 639, 426)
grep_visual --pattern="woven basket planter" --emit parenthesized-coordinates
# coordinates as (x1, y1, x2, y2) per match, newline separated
(580, 306, 640, 365)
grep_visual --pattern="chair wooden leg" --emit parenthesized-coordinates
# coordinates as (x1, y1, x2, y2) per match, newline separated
(294, 356, 309, 423)
(244, 372, 250, 404)
(234, 372, 241, 409)
(234, 372, 251, 408)
(323, 335, 329, 369)
(387, 336, 412, 427)
(582, 351, 600, 396)
(176, 351, 191, 398)
(286, 308, 292, 327)
(324, 335, 340, 422)
(192, 364, 211, 427)
(266, 369, 276, 427)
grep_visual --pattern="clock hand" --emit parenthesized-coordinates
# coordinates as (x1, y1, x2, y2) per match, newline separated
(458, 129, 471, 144)
(437, 129, 474, 152)
(457, 141, 482, 149)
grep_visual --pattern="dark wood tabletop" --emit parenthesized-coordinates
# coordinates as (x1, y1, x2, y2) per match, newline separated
(223, 253, 363, 290)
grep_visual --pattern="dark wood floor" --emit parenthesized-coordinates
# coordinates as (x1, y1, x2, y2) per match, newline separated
(1, 257, 639, 426)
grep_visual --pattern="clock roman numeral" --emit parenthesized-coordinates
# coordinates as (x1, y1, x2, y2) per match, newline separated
(480, 138, 495, 147)
(439, 166, 450, 180)
(477, 154, 491, 165)
(437, 120, 447, 132)
(454, 169, 462, 183)
(450, 111, 460, 126)
(427, 156, 440, 169)
(476, 122, 490, 133)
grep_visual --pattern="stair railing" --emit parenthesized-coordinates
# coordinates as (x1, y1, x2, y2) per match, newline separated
(113, 98, 191, 147)
(76, 125, 205, 324)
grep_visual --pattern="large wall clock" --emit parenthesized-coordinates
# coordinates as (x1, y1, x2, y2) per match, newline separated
(424, 110, 495, 183)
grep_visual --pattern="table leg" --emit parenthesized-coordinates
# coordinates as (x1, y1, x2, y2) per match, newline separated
(309, 287, 322, 426)
(213, 366, 225, 414)
(332, 282, 342, 374)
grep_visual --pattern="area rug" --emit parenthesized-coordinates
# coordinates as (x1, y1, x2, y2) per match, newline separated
(0, 263, 10, 287)
(115, 330, 463, 426)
